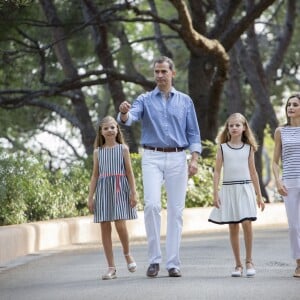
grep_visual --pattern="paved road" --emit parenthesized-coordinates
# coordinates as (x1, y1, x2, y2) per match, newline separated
(0, 226, 299, 300)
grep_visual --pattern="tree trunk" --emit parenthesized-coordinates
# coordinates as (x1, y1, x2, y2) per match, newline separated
(224, 48, 245, 115)
(188, 53, 227, 144)
(81, 0, 139, 152)
(40, 0, 95, 155)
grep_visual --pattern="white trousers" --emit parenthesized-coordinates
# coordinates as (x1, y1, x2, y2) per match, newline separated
(283, 187, 300, 259)
(142, 149, 188, 270)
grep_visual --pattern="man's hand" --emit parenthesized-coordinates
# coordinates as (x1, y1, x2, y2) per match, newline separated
(188, 159, 198, 177)
(119, 101, 131, 114)
(188, 152, 199, 177)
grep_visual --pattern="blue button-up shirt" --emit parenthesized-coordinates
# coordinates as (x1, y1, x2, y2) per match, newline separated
(118, 87, 202, 154)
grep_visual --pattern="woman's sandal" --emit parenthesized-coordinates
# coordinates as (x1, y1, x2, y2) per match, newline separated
(246, 261, 256, 277)
(231, 265, 243, 277)
(124, 253, 137, 273)
(102, 267, 117, 280)
(293, 266, 300, 278)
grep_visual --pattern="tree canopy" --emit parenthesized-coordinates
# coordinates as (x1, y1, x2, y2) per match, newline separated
(0, 0, 299, 198)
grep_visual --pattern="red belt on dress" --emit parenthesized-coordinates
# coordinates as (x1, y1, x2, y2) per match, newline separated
(99, 173, 125, 192)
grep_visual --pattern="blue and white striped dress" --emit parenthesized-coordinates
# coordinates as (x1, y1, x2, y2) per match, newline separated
(94, 144, 137, 222)
(208, 143, 257, 224)
(281, 126, 300, 188)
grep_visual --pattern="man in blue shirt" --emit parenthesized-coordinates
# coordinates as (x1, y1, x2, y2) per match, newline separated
(118, 56, 202, 278)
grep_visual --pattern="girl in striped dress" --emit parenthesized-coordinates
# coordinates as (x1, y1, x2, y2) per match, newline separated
(88, 116, 138, 280)
(273, 94, 300, 278)
(208, 113, 265, 277)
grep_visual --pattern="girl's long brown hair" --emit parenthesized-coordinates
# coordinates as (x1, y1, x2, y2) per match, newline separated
(217, 113, 258, 151)
(93, 116, 125, 148)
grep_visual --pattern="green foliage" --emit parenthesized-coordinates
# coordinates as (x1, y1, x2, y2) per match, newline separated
(0, 142, 217, 226)
(0, 151, 89, 225)
(0, 0, 298, 171)
(0, 0, 34, 9)
(130, 140, 216, 210)
(185, 141, 216, 208)
(130, 153, 145, 210)
(0, 154, 27, 225)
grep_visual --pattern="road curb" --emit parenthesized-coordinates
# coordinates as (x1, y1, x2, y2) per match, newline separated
(0, 202, 287, 266)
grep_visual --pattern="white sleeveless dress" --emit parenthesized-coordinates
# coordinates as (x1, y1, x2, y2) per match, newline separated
(208, 143, 257, 224)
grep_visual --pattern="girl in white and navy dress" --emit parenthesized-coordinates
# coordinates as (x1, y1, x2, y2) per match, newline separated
(88, 116, 138, 280)
(208, 113, 265, 277)
(273, 94, 300, 278)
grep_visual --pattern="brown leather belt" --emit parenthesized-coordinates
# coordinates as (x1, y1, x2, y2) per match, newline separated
(143, 145, 184, 152)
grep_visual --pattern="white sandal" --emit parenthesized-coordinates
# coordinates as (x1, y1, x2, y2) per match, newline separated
(246, 261, 256, 277)
(124, 253, 137, 273)
(102, 267, 117, 280)
(231, 265, 243, 277)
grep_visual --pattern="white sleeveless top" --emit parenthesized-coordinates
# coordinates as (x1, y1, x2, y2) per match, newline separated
(281, 126, 300, 188)
(221, 143, 251, 184)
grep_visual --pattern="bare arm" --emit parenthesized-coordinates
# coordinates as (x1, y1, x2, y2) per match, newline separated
(272, 127, 287, 196)
(248, 147, 265, 211)
(87, 149, 99, 213)
(123, 145, 138, 208)
(213, 146, 223, 208)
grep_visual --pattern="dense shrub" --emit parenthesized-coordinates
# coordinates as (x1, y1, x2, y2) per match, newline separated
(0, 142, 216, 225)
(0, 154, 27, 225)
(131, 141, 216, 209)
(0, 151, 89, 225)
(185, 141, 216, 208)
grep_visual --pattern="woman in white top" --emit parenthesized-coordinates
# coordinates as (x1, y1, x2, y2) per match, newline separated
(209, 113, 265, 277)
(273, 94, 300, 278)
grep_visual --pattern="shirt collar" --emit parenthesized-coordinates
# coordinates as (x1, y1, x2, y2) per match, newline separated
(154, 86, 176, 96)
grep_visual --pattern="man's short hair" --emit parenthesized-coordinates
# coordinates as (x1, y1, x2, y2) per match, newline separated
(153, 56, 175, 71)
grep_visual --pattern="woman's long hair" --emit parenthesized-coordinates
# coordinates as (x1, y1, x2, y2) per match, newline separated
(284, 94, 300, 126)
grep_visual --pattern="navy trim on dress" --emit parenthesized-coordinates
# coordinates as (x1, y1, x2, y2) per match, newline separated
(208, 217, 257, 225)
(222, 180, 252, 185)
